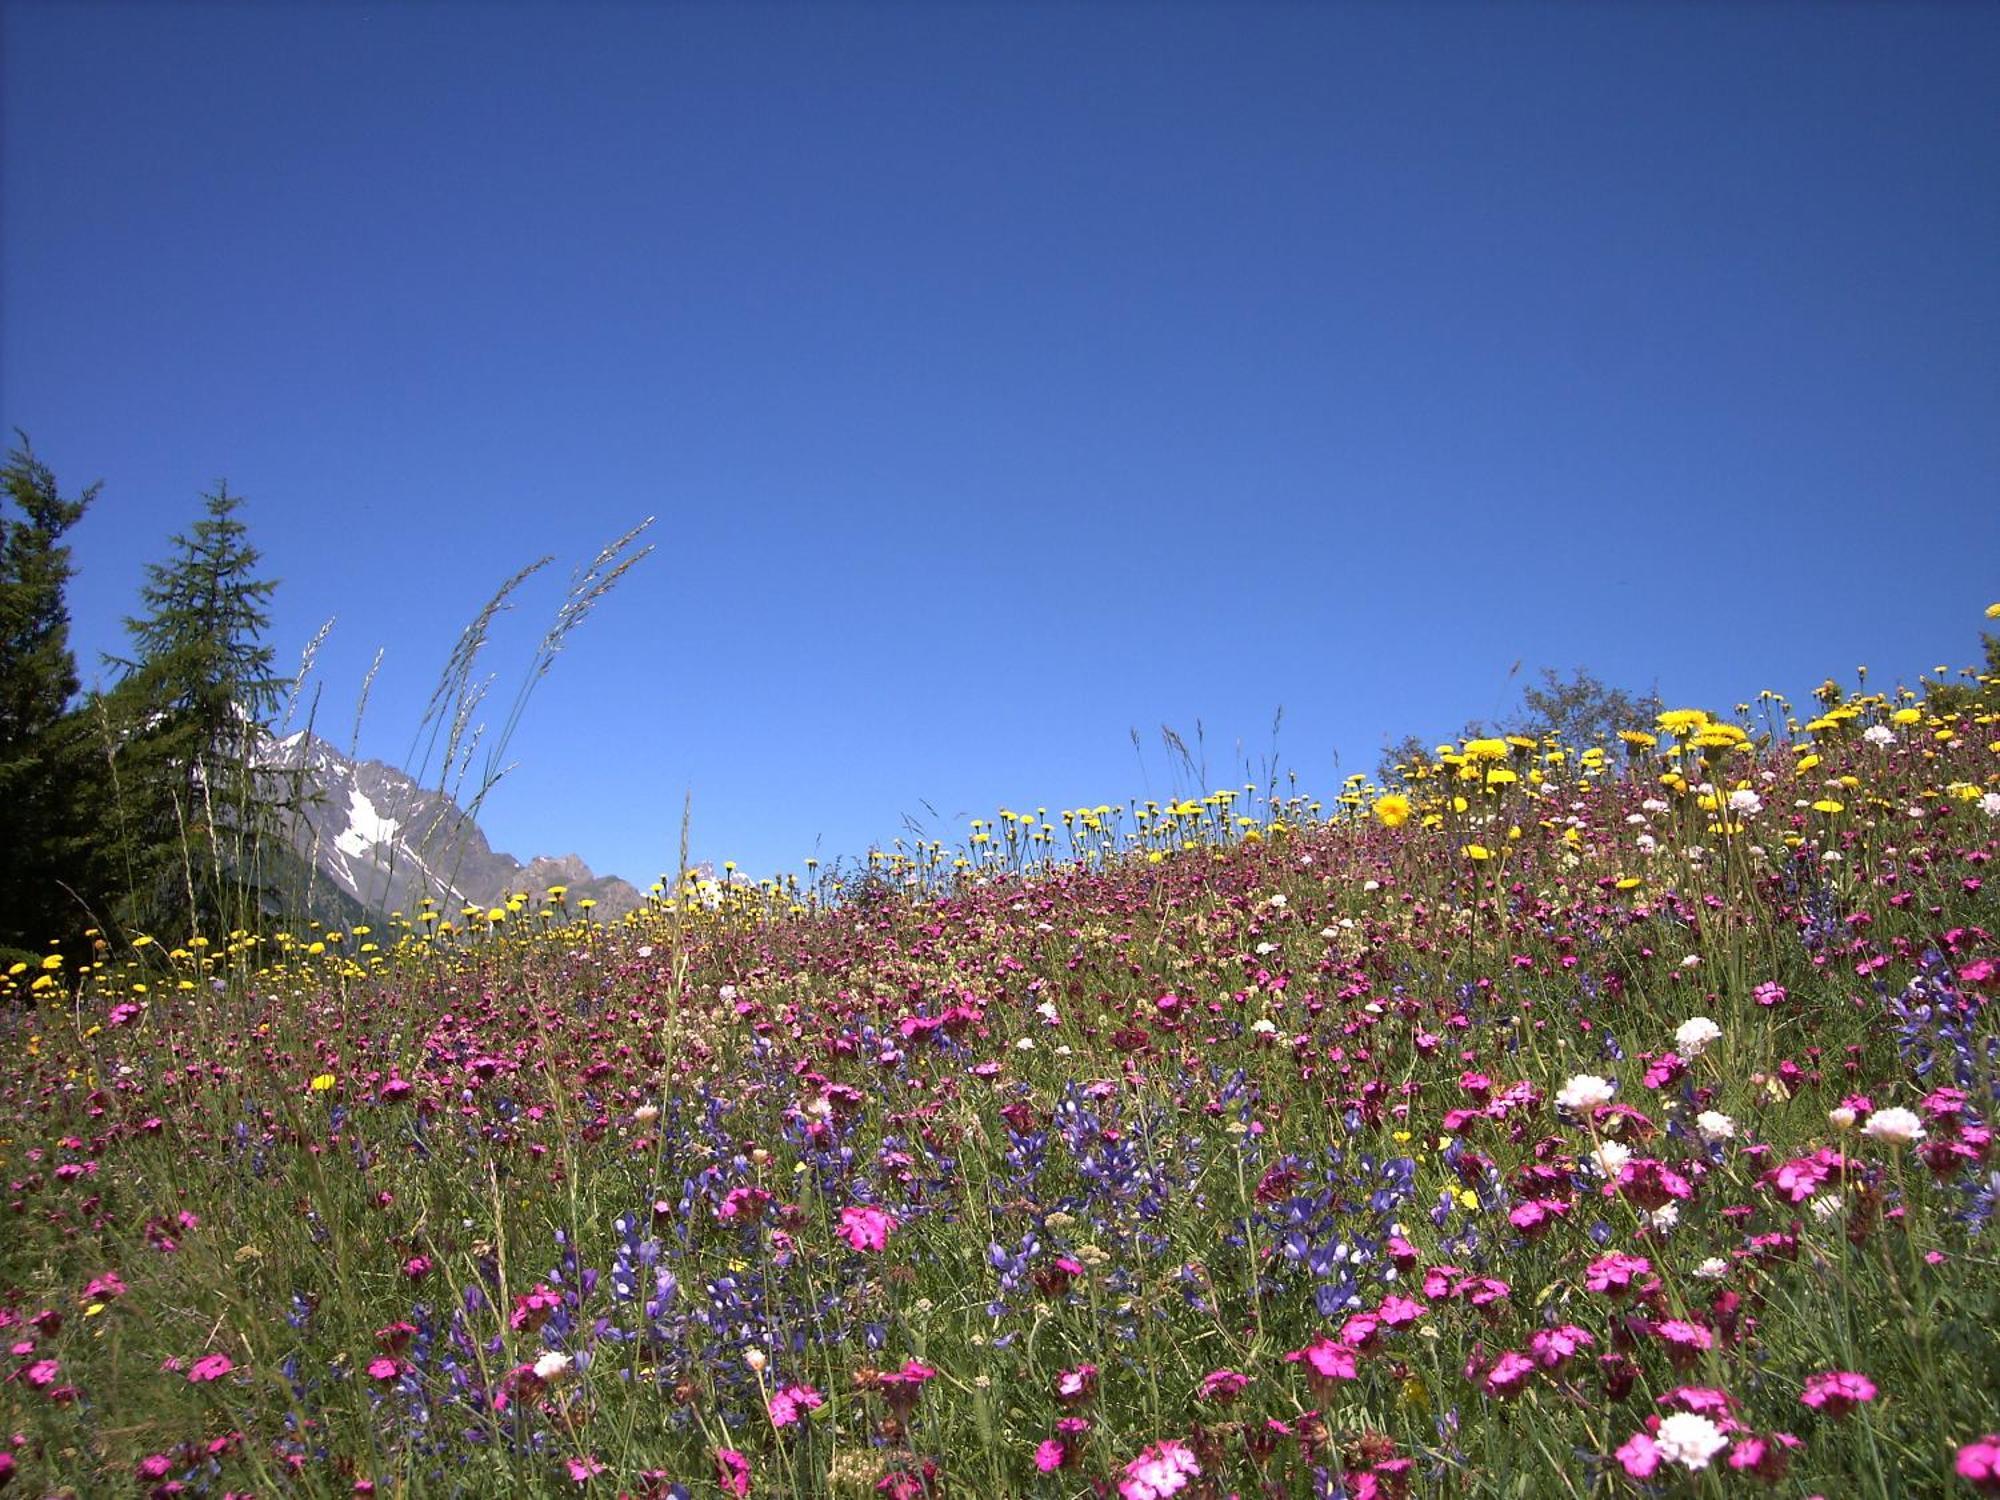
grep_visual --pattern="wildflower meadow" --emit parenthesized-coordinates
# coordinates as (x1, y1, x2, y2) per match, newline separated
(3, 654, 1997, 1498)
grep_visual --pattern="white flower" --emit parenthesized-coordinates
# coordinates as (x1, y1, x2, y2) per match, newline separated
(1695, 1110, 1736, 1143)
(1590, 1140, 1634, 1179)
(532, 1351, 573, 1381)
(718, 984, 738, 1002)
(1557, 1074, 1617, 1112)
(1983, 792, 2000, 817)
(1250, 1018, 1278, 1036)
(1863, 725, 1896, 747)
(1679, 954, 1702, 970)
(1015, 1036, 1036, 1051)
(1648, 1204, 1680, 1232)
(1268, 894, 1287, 908)
(1727, 789, 1763, 815)
(1862, 1106, 1926, 1147)
(1641, 798, 1670, 814)
(1655, 1411, 1729, 1469)
(632, 1103, 660, 1126)
(1811, 1193, 1846, 1222)
(743, 1347, 767, 1374)
(1362, 879, 1381, 892)
(1675, 1017, 1721, 1056)
(1036, 1000, 1061, 1026)
(1694, 1256, 1730, 1280)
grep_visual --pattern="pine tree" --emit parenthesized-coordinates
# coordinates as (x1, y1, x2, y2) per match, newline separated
(0, 436, 102, 957)
(105, 484, 287, 938)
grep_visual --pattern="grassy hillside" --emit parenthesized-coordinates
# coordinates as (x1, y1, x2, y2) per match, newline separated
(3, 669, 1997, 1497)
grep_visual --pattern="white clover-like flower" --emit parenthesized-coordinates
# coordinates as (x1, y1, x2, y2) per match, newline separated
(1862, 1106, 1926, 1147)
(1811, 1193, 1846, 1222)
(1863, 725, 1896, 747)
(532, 1352, 573, 1381)
(1694, 1256, 1730, 1280)
(1590, 1140, 1634, 1179)
(1727, 789, 1763, 816)
(1982, 792, 2000, 817)
(1557, 1074, 1617, 1112)
(1695, 1110, 1736, 1143)
(1648, 1204, 1680, 1232)
(1828, 1106, 1858, 1130)
(1655, 1411, 1729, 1469)
(632, 1103, 660, 1126)
(1675, 1017, 1722, 1056)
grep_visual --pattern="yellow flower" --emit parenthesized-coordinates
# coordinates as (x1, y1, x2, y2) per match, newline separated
(1812, 799, 1845, 815)
(309, 1073, 336, 1092)
(1374, 794, 1412, 828)
(1986, 602, 2000, 619)
(1463, 844, 1493, 861)
(1485, 768, 1518, 786)
(1655, 709, 1710, 736)
(1618, 729, 1658, 750)
(1463, 738, 1510, 762)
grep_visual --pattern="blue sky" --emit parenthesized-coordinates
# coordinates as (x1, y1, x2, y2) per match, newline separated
(5, 1, 1997, 889)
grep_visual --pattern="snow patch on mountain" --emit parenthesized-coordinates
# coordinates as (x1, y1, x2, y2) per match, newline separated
(333, 787, 401, 859)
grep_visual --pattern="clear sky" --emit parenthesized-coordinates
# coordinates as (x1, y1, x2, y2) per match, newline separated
(4, 1, 1997, 889)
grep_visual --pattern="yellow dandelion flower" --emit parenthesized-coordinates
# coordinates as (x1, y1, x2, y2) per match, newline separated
(1374, 794, 1412, 828)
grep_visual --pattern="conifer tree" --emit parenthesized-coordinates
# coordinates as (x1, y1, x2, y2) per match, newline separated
(105, 484, 287, 937)
(0, 436, 101, 956)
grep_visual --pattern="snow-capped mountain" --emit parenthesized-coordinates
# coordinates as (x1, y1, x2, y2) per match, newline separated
(264, 731, 645, 921)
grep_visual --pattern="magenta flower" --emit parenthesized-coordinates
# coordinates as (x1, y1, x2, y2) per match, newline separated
(1286, 1337, 1360, 1385)
(1033, 1438, 1069, 1472)
(1055, 1363, 1098, 1401)
(367, 1357, 403, 1382)
(715, 1447, 752, 1498)
(1378, 1294, 1427, 1328)
(1482, 1350, 1535, 1399)
(1727, 1432, 1800, 1481)
(767, 1383, 824, 1428)
(1801, 1370, 1876, 1416)
(187, 1353, 234, 1383)
(835, 1204, 896, 1252)
(1615, 1430, 1663, 1479)
(1957, 1435, 2000, 1491)
(1530, 1324, 1594, 1370)
(565, 1455, 605, 1484)
(1119, 1438, 1200, 1500)
(1198, 1368, 1249, 1403)
(1585, 1251, 1652, 1295)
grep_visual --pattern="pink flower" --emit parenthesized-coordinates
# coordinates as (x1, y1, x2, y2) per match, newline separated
(1034, 1439, 1069, 1472)
(1957, 1435, 2000, 1491)
(1055, 1363, 1098, 1401)
(1801, 1370, 1876, 1416)
(715, 1447, 752, 1498)
(768, 1383, 824, 1428)
(1585, 1252, 1652, 1295)
(367, 1357, 403, 1382)
(1530, 1324, 1594, 1371)
(1285, 1337, 1360, 1385)
(1119, 1438, 1200, 1500)
(565, 1455, 605, 1484)
(1616, 1430, 1663, 1480)
(187, 1353, 234, 1383)
(1659, 1387, 1736, 1418)
(1728, 1432, 1800, 1482)
(836, 1205, 896, 1252)
(1198, 1368, 1249, 1403)
(1378, 1294, 1427, 1328)
(1608, 1158, 1693, 1210)
(1482, 1350, 1535, 1399)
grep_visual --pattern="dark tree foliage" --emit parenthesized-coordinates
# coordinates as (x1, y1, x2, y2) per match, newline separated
(1375, 667, 1661, 788)
(0, 437, 103, 955)
(103, 484, 289, 938)
(1507, 666, 1662, 750)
